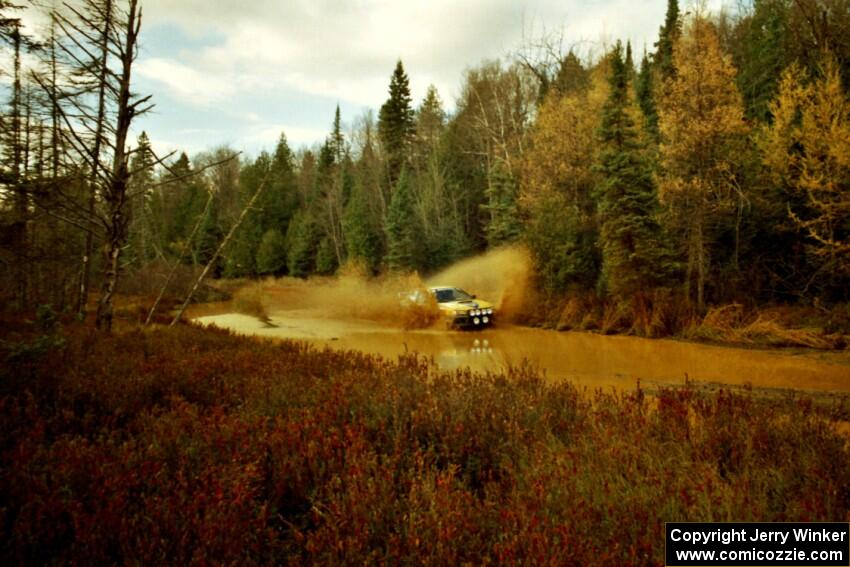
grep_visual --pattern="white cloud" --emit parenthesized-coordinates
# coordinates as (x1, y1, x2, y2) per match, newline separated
(11, 1, 736, 153)
(132, 1, 686, 112)
(136, 57, 236, 106)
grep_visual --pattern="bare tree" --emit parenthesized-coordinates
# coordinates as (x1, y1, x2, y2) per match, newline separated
(33, 0, 167, 330)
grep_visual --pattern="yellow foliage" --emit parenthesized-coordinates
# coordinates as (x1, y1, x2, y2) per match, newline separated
(520, 63, 609, 212)
(761, 55, 850, 260)
(658, 16, 749, 206)
(657, 15, 749, 307)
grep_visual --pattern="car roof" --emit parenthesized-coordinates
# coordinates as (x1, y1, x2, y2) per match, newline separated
(428, 286, 457, 291)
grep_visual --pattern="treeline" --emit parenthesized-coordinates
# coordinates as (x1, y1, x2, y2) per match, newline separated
(1, 0, 849, 329)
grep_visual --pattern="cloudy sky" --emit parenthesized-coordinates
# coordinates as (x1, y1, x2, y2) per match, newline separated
(20, 0, 726, 158)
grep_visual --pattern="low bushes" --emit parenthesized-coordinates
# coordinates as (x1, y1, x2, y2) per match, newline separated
(1, 320, 848, 564)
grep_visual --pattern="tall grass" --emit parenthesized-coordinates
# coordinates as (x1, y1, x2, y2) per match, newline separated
(1, 319, 848, 564)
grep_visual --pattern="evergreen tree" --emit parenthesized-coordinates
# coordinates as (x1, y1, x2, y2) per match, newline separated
(330, 105, 345, 163)
(194, 200, 222, 269)
(595, 42, 671, 298)
(343, 175, 384, 273)
(416, 85, 446, 155)
(635, 51, 660, 141)
(655, 0, 681, 80)
(127, 131, 156, 264)
(625, 41, 635, 80)
(315, 236, 339, 274)
(378, 60, 415, 185)
(314, 115, 348, 272)
(265, 133, 299, 233)
(286, 208, 319, 277)
(384, 168, 420, 272)
(525, 198, 600, 294)
(256, 229, 287, 275)
(553, 51, 590, 96)
(736, 0, 790, 122)
(224, 152, 272, 277)
(483, 163, 522, 247)
(157, 152, 208, 260)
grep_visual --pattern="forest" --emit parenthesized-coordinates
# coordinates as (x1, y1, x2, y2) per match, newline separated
(0, 0, 849, 332)
(3, 2, 850, 564)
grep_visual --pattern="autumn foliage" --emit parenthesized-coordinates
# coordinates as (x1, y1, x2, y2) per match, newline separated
(2, 319, 849, 564)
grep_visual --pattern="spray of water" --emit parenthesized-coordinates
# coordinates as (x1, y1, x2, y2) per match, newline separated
(426, 246, 533, 322)
(259, 245, 533, 329)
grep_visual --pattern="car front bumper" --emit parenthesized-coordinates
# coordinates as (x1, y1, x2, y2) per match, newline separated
(449, 312, 495, 328)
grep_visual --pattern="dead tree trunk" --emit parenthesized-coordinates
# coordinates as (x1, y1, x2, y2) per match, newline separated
(79, 0, 113, 318)
(10, 21, 28, 308)
(95, 0, 146, 331)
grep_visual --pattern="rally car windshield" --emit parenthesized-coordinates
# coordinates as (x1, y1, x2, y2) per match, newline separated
(433, 288, 473, 303)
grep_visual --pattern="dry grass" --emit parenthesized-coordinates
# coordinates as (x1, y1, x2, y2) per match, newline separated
(684, 304, 841, 349)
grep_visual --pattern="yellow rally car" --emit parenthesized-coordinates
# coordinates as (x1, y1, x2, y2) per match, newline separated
(429, 286, 495, 329)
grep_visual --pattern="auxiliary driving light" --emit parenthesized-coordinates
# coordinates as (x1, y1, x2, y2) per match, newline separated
(473, 317, 481, 325)
(483, 316, 489, 324)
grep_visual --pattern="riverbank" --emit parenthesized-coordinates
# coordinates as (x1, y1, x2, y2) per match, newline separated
(2, 316, 849, 564)
(519, 289, 850, 351)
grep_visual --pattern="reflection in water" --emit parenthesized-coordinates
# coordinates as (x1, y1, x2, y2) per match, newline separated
(194, 312, 850, 394)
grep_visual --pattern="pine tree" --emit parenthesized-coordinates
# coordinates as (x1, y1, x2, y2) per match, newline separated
(416, 85, 445, 154)
(483, 162, 522, 247)
(256, 229, 287, 275)
(655, 0, 681, 80)
(553, 51, 590, 96)
(384, 168, 419, 272)
(224, 152, 272, 277)
(595, 42, 670, 298)
(159, 152, 206, 258)
(343, 175, 383, 273)
(286, 208, 319, 277)
(736, 0, 789, 122)
(635, 51, 660, 141)
(314, 113, 348, 272)
(265, 132, 298, 232)
(378, 60, 415, 185)
(315, 236, 338, 274)
(330, 105, 345, 163)
(127, 131, 155, 264)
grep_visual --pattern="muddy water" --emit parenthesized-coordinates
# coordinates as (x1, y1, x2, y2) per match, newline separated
(194, 311, 850, 393)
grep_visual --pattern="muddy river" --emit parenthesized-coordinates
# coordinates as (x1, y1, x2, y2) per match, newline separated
(193, 309, 850, 394)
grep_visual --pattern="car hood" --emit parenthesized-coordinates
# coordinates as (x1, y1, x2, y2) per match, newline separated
(438, 299, 494, 313)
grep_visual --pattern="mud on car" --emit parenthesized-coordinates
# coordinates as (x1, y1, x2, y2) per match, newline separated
(429, 286, 495, 329)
